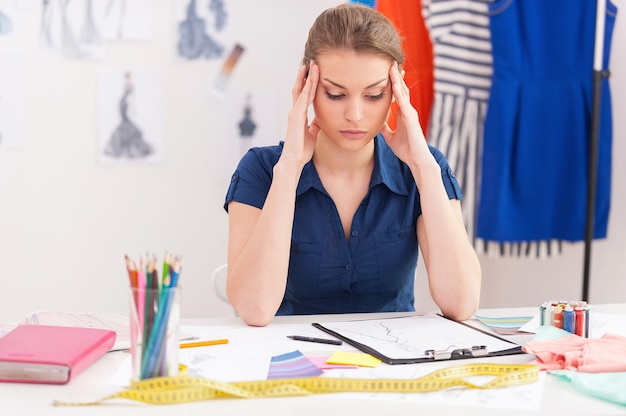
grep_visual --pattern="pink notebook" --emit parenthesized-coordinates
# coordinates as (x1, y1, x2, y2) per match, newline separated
(0, 325, 116, 384)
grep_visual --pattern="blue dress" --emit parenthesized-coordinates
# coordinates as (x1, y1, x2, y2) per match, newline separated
(478, 0, 617, 242)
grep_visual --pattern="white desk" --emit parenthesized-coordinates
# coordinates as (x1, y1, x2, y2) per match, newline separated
(1, 305, 625, 416)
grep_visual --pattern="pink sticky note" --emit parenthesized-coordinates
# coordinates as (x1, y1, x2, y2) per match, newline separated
(308, 356, 359, 370)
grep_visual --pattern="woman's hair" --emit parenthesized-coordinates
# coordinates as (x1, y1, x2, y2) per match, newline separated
(302, 3, 404, 68)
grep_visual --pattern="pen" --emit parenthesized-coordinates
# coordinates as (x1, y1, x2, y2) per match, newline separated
(287, 335, 342, 346)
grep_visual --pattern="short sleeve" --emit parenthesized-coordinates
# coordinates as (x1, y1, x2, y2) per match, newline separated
(429, 145, 463, 200)
(223, 146, 281, 212)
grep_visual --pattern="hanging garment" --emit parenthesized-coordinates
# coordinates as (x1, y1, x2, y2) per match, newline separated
(423, 0, 492, 253)
(478, 0, 618, 243)
(376, 0, 434, 134)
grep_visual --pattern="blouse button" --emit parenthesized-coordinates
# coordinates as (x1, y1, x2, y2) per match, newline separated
(351, 231, 358, 237)
(345, 263, 353, 271)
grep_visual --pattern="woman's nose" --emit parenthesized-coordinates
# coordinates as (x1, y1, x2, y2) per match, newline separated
(344, 98, 364, 122)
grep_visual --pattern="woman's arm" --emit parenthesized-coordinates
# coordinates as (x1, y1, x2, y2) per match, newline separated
(227, 162, 302, 326)
(226, 64, 320, 326)
(382, 62, 481, 320)
(414, 169, 481, 321)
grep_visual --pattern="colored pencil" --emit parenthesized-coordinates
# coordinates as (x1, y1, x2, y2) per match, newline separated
(180, 339, 229, 348)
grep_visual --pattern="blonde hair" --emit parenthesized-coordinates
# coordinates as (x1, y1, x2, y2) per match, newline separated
(302, 3, 405, 68)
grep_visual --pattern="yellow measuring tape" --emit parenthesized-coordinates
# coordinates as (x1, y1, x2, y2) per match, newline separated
(53, 363, 539, 406)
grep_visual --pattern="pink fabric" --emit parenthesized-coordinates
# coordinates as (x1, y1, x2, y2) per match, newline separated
(523, 333, 626, 373)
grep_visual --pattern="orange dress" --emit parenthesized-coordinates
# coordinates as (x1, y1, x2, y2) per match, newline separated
(376, 0, 434, 135)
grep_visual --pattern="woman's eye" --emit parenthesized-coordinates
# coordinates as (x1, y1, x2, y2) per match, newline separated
(325, 92, 344, 100)
(366, 92, 385, 101)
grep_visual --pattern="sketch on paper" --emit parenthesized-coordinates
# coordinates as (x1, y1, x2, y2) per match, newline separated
(176, 0, 230, 60)
(0, 10, 12, 35)
(98, 69, 162, 163)
(238, 94, 256, 138)
(0, 0, 18, 38)
(39, 0, 105, 60)
(0, 51, 27, 149)
(104, 72, 152, 158)
(211, 43, 244, 96)
(217, 90, 277, 182)
(104, 0, 152, 41)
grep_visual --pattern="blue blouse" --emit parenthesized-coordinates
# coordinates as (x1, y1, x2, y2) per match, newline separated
(224, 135, 462, 315)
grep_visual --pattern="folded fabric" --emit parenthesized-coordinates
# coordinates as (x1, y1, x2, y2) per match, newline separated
(523, 332, 626, 372)
(551, 370, 626, 406)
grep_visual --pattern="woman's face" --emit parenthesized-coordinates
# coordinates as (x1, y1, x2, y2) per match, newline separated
(312, 51, 393, 150)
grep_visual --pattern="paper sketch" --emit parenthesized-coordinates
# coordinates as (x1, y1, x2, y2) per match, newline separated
(322, 363, 545, 410)
(217, 90, 277, 183)
(39, 0, 105, 60)
(176, 0, 230, 60)
(0, 9, 12, 35)
(317, 313, 519, 360)
(99, 69, 162, 163)
(0, 51, 27, 148)
(104, 0, 152, 41)
(0, 0, 20, 40)
(238, 94, 256, 138)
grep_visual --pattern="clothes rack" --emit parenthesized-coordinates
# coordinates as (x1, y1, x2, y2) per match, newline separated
(583, 0, 610, 301)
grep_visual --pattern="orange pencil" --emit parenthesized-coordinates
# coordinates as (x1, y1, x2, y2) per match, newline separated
(125, 255, 139, 310)
(180, 339, 229, 349)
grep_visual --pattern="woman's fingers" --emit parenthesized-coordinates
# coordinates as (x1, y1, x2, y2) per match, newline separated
(306, 62, 319, 106)
(390, 63, 410, 108)
(292, 61, 319, 105)
(291, 64, 308, 105)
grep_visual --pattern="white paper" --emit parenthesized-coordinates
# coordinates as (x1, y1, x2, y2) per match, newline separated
(316, 312, 520, 360)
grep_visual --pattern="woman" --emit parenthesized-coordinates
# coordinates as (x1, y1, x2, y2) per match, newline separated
(224, 4, 481, 326)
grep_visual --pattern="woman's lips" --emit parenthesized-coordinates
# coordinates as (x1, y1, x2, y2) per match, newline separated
(340, 130, 367, 140)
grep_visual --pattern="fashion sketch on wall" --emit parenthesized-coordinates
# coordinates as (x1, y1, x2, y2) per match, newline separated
(0, 0, 21, 40)
(104, 0, 152, 41)
(0, 6, 13, 36)
(39, 0, 106, 60)
(216, 90, 277, 183)
(98, 69, 162, 163)
(176, 0, 231, 60)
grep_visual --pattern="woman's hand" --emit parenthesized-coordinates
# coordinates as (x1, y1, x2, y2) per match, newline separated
(281, 62, 321, 169)
(380, 62, 429, 165)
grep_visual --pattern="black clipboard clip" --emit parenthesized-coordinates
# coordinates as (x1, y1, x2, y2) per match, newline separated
(424, 345, 488, 361)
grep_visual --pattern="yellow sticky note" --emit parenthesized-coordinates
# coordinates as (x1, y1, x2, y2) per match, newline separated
(326, 351, 381, 368)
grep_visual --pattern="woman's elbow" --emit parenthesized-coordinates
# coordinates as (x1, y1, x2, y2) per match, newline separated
(441, 301, 478, 321)
(439, 273, 481, 321)
(233, 300, 277, 327)
(238, 310, 274, 327)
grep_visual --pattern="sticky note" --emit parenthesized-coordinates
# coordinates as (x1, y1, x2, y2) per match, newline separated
(308, 356, 358, 370)
(326, 351, 381, 368)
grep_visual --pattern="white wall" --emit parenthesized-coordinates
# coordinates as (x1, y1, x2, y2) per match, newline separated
(0, 0, 624, 323)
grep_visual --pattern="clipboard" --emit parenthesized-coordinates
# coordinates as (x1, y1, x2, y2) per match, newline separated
(312, 313, 524, 365)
